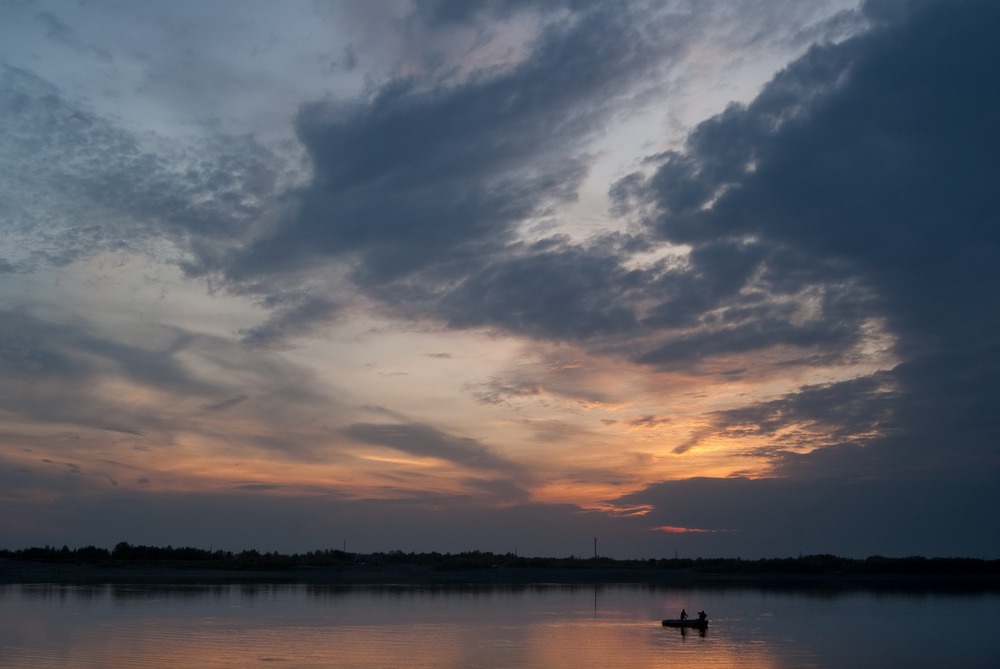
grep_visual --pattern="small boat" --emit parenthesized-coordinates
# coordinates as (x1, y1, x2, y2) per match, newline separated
(662, 618, 708, 628)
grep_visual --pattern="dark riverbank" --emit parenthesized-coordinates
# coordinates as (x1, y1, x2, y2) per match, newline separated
(0, 560, 685, 586)
(3, 561, 1000, 590)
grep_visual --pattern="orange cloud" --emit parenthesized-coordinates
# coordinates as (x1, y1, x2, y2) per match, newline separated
(654, 525, 714, 534)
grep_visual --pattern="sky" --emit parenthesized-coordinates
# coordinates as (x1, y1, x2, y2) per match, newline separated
(1, 0, 998, 559)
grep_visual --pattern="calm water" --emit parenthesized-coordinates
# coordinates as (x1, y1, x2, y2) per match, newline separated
(2, 582, 999, 668)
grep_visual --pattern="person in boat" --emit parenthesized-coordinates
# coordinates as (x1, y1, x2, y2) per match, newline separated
(697, 610, 707, 622)
(680, 608, 688, 620)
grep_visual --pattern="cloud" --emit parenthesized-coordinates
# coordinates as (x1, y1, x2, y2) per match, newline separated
(233, 482, 283, 491)
(0, 309, 213, 434)
(3, 0, 997, 559)
(466, 378, 543, 406)
(711, 372, 899, 449)
(202, 395, 249, 412)
(343, 421, 525, 481)
(611, 0, 1000, 474)
(612, 474, 1000, 557)
(227, 2, 689, 287)
(0, 65, 288, 274)
(204, 2, 883, 365)
(0, 307, 340, 461)
(534, 0, 1000, 558)
(237, 295, 342, 348)
(654, 525, 720, 534)
(3, 1, 870, 364)
(2, 2, 873, 355)
(628, 415, 672, 429)
(410, 0, 585, 27)
(438, 239, 643, 340)
(255, 2, 842, 302)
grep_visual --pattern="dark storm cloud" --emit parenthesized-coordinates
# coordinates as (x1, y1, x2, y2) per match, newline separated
(636, 290, 866, 369)
(436, 228, 868, 371)
(615, 0, 1000, 469)
(597, 0, 1000, 555)
(626, 0, 1000, 325)
(203, 2, 865, 359)
(438, 238, 643, 340)
(230, 3, 685, 287)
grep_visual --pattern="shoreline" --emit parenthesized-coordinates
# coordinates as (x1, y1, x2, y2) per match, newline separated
(3, 561, 998, 590)
(2, 562, 692, 586)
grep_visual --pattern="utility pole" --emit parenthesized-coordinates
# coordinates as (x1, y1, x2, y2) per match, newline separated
(594, 537, 598, 558)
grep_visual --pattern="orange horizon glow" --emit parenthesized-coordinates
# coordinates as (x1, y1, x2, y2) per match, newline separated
(0, 292, 898, 517)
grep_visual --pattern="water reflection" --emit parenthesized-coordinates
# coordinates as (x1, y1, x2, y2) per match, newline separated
(2, 583, 999, 668)
(13, 582, 233, 602)
(675, 624, 707, 638)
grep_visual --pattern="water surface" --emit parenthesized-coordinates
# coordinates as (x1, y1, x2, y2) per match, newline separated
(2, 582, 998, 668)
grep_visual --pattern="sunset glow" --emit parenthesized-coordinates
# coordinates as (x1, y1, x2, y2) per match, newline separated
(1, 0, 998, 559)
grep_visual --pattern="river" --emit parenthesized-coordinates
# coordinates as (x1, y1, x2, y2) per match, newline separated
(2, 582, 999, 667)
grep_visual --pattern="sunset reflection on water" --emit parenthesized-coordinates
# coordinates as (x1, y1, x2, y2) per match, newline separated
(3, 583, 999, 668)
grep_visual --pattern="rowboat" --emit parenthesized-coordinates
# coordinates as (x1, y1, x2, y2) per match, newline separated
(662, 618, 708, 628)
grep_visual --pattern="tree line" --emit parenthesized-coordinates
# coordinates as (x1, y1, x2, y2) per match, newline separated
(2, 544, 999, 576)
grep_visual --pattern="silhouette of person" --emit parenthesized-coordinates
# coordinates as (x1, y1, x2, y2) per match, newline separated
(698, 610, 707, 622)
(680, 608, 688, 620)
